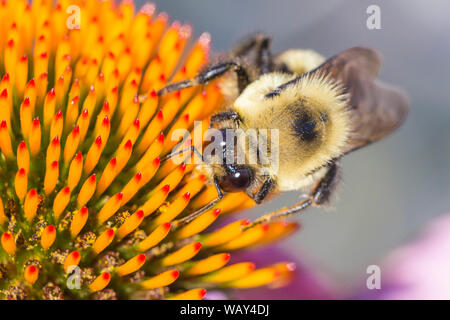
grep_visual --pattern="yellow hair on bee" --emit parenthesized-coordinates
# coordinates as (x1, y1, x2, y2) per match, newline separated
(275, 49, 325, 75)
(234, 71, 351, 191)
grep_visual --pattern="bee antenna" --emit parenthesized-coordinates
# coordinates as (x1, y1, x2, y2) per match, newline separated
(161, 145, 204, 164)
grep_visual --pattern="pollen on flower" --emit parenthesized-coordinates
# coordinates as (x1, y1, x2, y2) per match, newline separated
(0, 0, 297, 301)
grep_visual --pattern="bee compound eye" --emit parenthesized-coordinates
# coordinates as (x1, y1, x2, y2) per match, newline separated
(219, 166, 252, 192)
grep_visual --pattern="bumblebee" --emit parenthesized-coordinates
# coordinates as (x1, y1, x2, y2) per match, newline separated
(152, 33, 409, 226)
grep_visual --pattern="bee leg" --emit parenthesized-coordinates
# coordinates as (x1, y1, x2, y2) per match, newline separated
(247, 163, 339, 228)
(251, 176, 275, 204)
(172, 177, 224, 229)
(210, 111, 241, 124)
(230, 33, 273, 74)
(155, 61, 250, 96)
(311, 162, 340, 205)
(256, 37, 273, 74)
(230, 32, 266, 56)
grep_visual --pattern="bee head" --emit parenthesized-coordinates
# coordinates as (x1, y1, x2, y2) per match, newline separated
(202, 128, 257, 193)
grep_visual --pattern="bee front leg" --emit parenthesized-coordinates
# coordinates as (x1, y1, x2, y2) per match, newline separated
(210, 111, 241, 124)
(138, 61, 250, 102)
(158, 61, 250, 96)
(247, 163, 340, 228)
(230, 32, 273, 74)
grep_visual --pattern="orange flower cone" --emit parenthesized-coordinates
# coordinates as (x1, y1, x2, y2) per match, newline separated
(0, 0, 297, 300)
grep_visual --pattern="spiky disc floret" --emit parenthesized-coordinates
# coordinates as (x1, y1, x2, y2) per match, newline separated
(0, 0, 297, 300)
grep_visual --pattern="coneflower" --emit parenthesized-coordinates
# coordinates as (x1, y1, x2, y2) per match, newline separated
(0, 0, 298, 300)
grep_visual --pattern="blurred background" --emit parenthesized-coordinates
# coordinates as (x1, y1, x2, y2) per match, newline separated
(137, 0, 450, 295)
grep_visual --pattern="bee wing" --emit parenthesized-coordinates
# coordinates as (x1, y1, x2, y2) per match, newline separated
(309, 47, 409, 153)
(343, 79, 409, 153)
